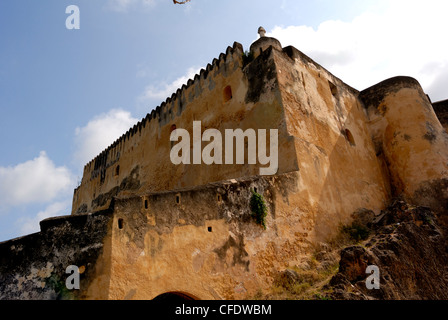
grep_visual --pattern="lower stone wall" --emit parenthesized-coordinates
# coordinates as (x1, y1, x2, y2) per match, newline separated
(0, 172, 388, 300)
(0, 210, 113, 300)
(107, 172, 379, 300)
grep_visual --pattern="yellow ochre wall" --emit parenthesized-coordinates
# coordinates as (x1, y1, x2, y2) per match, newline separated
(72, 41, 298, 216)
(70, 37, 448, 299)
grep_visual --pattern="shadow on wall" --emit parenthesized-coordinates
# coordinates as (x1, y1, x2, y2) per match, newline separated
(277, 46, 392, 243)
(316, 76, 448, 240)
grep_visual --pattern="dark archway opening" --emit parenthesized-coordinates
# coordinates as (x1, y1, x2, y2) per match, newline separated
(153, 292, 197, 302)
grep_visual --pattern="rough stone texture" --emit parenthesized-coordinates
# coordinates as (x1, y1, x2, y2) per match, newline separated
(108, 173, 314, 300)
(72, 41, 298, 216)
(0, 210, 113, 300)
(274, 44, 390, 243)
(360, 77, 448, 214)
(330, 199, 448, 300)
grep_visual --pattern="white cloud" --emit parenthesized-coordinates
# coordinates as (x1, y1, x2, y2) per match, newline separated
(139, 66, 200, 102)
(107, 0, 157, 12)
(74, 109, 138, 166)
(269, 0, 448, 101)
(0, 152, 74, 209)
(17, 201, 71, 236)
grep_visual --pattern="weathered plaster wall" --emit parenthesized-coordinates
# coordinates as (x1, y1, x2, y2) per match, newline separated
(72, 42, 297, 216)
(0, 172, 316, 300)
(269, 45, 390, 243)
(73, 38, 393, 245)
(88, 42, 399, 301)
(0, 211, 113, 300)
(360, 77, 448, 214)
(107, 173, 314, 300)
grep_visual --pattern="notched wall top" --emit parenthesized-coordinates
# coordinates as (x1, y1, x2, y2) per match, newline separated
(79, 42, 244, 180)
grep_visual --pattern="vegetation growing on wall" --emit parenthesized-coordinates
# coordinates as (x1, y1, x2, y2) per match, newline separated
(250, 189, 268, 229)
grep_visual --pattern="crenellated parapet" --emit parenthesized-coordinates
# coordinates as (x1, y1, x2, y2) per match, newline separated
(78, 42, 244, 188)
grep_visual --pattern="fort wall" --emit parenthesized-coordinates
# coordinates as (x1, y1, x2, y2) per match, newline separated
(0, 210, 114, 300)
(273, 45, 390, 242)
(72, 41, 298, 215)
(72, 37, 394, 241)
(360, 77, 448, 213)
(0, 173, 309, 300)
(2, 32, 448, 300)
(108, 173, 306, 300)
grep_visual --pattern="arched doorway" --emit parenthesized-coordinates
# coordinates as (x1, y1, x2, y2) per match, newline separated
(152, 291, 198, 302)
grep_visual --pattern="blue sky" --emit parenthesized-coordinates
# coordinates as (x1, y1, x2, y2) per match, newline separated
(1, 0, 447, 242)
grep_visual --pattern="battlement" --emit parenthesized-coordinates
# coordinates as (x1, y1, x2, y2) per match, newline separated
(80, 42, 245, 186)
(74, 38, 288, 214)
(72, 29, 448, 223)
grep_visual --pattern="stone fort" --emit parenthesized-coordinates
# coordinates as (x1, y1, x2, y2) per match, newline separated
(1, 28, 448, 300)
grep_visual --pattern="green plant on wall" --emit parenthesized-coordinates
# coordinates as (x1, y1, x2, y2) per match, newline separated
(250, 189, 268, 229)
